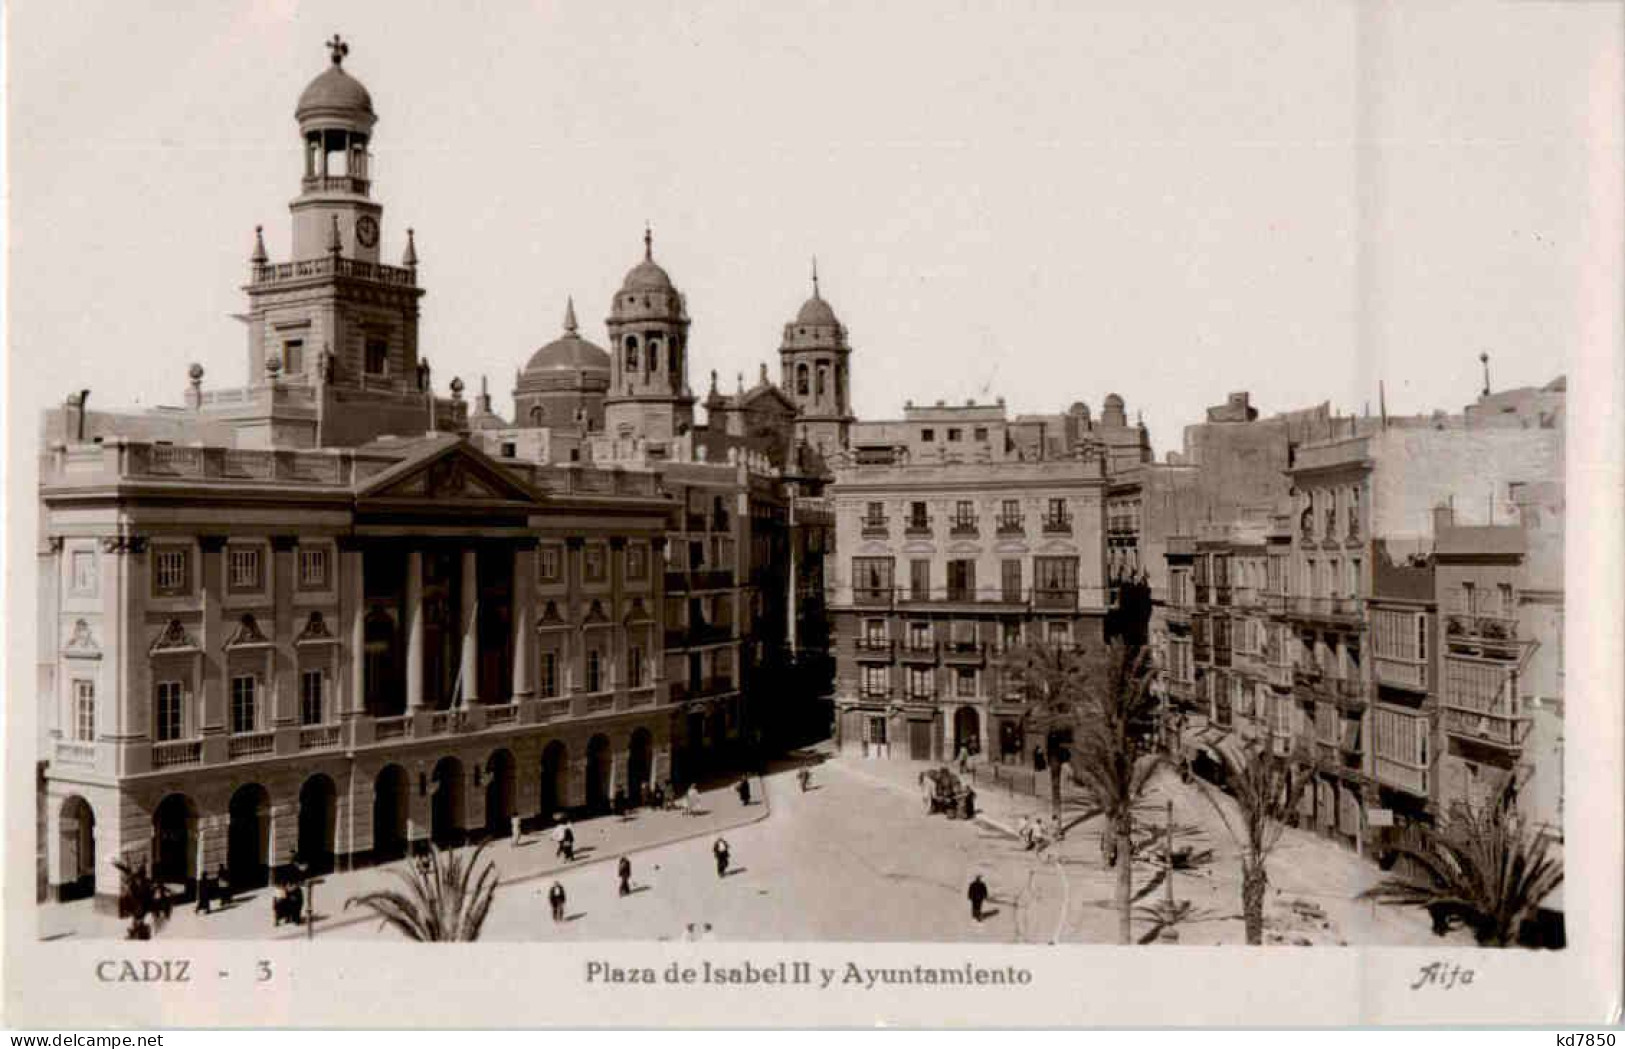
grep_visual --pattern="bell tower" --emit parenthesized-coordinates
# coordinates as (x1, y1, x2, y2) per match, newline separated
(232, 36, 453, 449)
(603, 227, 696, 446)
(779, 258, 854, 456)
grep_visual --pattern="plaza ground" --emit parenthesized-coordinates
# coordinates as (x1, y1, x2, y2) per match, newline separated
(41, 746, 1460, 946)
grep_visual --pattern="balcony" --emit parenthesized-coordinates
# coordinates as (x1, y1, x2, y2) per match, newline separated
(1194, 585, 1210, 606)
(899, 639, 938, 662)
(1441, 705, 1528, 749)
(1213, 645, 1232, 668)
(691, 569, 735, 590)
(151, 739, 201, 769)
(853, 588, 895, 608)
(250, 255, 415, 289)
(54, 739, 96, 765)
(228, 731, 274, 760)
(1041, 515, 1073, 535)
(374, 715, 412, 741)
(1330, 676, 1367, 711)
(860, 517, 890, 538)
(1445, 614, 1519, 657)
(853, 637, 896, 658)
(1214, 585, 1232, 607)
(1285, 594, 1363, 626)
(1193, 643, 1212, 665)
(485, 703, 520, 727)
(996, 517, 1025, 536)
(949, 518, 979, 537)
(664, 570, 689, 592)
(684, 512, 707, 532)
(1374, 655, 1427, 692)
(300, 173, 371, 195)
(1032, 587, 1078, 611)
(942, 642, 986, 665)
(1375, 756, 1428, 796)
(904, 516, 933, 537)
(298, 724, 341, 751)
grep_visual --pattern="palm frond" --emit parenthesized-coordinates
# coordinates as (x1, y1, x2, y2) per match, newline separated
(345, 843, 500, 942)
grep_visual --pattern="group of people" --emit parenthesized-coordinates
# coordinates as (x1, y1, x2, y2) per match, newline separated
(194, 864, 232, 915)
(1014, 813, 1061, 852)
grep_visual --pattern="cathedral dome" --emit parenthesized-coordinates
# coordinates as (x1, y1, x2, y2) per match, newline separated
(522, 299, 609, 378)
(296, 38, 376, 133)
(621, 258, 675, 293)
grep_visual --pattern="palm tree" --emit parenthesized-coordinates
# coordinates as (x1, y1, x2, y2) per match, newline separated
(113, 858, 169, 941)
(1069, 640, 1164, 944)
(1361, 783, 1562, 947)
(999, 640, 1087, 828)
(1200, 743, 1309, 945)
(345, 841, 499, 942)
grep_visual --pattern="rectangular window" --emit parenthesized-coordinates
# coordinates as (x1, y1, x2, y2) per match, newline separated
(1047, 621, 1069, 645)
(908, 501, 928, 529)
(908, 667, 934, 699)
(71, 551, 97, 595)
(230, 675, 257, 734)
(628, 646, 645, 689)
(586, 649, 603, 692)
(947, 428, 962, 442)
(1349, 558, 1362, 598)
(300, 669, 324, 725)
(539, 546, 562, 584)
(365, 338, 388, 375)
(1001, 559, 1022, 603)
(864, 501, 885, 526)
(540, 652, 558, 697)
(954, 500, 974, 527)
(910, 559, 931, 601)
(851, 557, 894, 600)
(282, 339, 304, 375)
(1497, 584, 1514, 617)
(228, 546, 262, 592)
(863, 619, 886, 643)
(626, 544, 648, 580)
(920, 429, 935, 443)
(1034, 556, 1078, 595)
(155, 681, 184, 742)
(956, 668, 977, 697)
(862, 666, 889, 698)
(908, 621, 932, 650)
(865, 715, 888, 745)
(583, 545, 607, 584)
(974, 427, 988, 442)
(298, 546, 329, 589)
(74, 680, 96, 742)
(947, 559, 976, 601)
(153, 547, 191, 596)
(500, 442, 517, 458)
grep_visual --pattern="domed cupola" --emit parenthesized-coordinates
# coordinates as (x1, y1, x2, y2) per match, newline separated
(514, 298, 610, 431)
(296, 35, 377, 136)
(603, 227, 696, 444)
(288, 35, 386, 263)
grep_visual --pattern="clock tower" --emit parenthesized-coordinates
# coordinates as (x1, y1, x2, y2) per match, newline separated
(233, 36, 452, 449)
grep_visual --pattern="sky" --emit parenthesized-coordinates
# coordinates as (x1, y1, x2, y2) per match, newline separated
(6, 0, 1618, 460)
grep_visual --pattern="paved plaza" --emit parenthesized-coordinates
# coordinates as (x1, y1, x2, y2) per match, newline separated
(42, 748, 1456, 946)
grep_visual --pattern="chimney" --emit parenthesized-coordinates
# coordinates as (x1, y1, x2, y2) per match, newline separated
(1431, 502, 1454, 536)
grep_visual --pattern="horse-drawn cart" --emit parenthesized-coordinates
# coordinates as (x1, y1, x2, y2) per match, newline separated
(920, 767, 975, 818)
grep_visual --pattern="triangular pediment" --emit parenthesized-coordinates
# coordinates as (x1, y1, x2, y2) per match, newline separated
(356, 437, 541, 505)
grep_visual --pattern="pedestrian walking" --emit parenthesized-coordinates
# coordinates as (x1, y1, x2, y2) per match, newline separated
(957, 746, 970, 775)
(712, 837, 731, 878)
(617, 856, 632, 897)
(797, 768, 811, 792)
(195, 871, 214, 914)
(968, 875, 989, 922)
(548, 881, 566, 922)
(685, 784, 700, 816)
(551, 822, 566, 857)
(563, 823, 576, 861)
(962, 786, 977, 820)
(736, 777, 751, 806)
(214, 865, 232, 908)
(510, 814, 523, 847)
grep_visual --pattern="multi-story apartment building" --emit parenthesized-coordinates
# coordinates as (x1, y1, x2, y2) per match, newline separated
(827, 401, 1111, 763)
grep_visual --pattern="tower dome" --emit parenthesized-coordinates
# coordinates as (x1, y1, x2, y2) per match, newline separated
(514, 299, 611, 432)
(296, 35, 376, 134)
(523, 298, 610, 376)
(795, 294, 840, 327)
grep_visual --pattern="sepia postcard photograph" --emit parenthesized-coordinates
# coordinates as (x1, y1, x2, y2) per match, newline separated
(3, 0, 1621, 1031)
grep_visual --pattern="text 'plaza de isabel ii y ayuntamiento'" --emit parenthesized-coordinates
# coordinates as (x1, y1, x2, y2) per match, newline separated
(38, 40, 1565, 917)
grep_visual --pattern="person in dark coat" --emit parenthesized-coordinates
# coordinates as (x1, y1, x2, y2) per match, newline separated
(1033, 746, 1047, 772)
(713, 837, 731, 878)
(736, 778, 752, 806)
(214, 865, 232, 907)
(548, 881, 567, 922)
(195, 872, 214, 914)
(617, 856, 632, 897)
(968, 875, 990, 921)
(962, 787, 977, 820)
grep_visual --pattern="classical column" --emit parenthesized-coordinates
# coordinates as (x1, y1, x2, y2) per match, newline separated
(341, 544, 365, 717)
(198, 536, 228, 739)
(405, 549, 425, 710)
(512, 544, 536, 700)
(460, 548, 480, 705)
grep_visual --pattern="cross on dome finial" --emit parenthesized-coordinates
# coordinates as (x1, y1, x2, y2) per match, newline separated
(327, 34, 349, 67)
(644, 223, 653, 261)
(811, 255, 820, 298)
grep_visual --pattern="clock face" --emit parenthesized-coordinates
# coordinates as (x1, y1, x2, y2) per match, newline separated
(355, 215, 379, 248)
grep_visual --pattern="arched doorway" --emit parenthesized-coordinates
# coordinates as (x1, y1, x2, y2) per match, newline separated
(372, 765, 408, 861)
(297, 775, 337, 874)
(484, 749, 515, 838)
(627, 729, 653, 802)
(58, 796, 96, 901)
(539, 741, 567, 820)
(953, 706, 981, 758)
(227, 784, 271, 889)
(430, 757, 465, 847)
(585, 735, 611, 812)
(152, 794, 196, 887)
